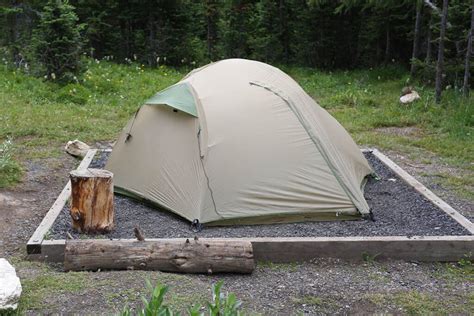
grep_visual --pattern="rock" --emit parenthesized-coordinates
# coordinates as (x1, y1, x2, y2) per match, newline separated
(401, 86, 413, 96)
(65, 140, 91, 158)
(0, 258, 22, 310)
(400, 91, 420, 104)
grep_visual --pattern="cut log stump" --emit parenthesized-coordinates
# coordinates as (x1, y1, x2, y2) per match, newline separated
(64, 239, 255, 274)
(69, 168, 114, 233)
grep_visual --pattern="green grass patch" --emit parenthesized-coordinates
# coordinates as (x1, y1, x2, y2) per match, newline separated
(430, 173, 474, 200)
(0, 60, 182, 157)
(434, 255, 474, 282)
(19, 271, 87, 311)
(393, 291, 448, 316)
(0, 137, 22, 188)
(257, 261, 299, 272)
(364, 290, 473, 316)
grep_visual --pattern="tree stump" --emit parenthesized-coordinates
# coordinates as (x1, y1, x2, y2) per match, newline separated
(69, 168, 114, 233)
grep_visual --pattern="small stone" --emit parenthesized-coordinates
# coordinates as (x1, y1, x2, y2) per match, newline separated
(0, 258, 22, 310)
(400, 91, 421, 104)
(65, 139, 91, 158)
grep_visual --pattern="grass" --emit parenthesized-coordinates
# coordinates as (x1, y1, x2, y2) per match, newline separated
(257, 261, 299, 272)
(286, 65, 473, 167)
(430, 172, 474, 201)
(0, 59, 182, 188)
(19, 272, 87, 310)
(1, 60, 473, 198)
(364, 290, 474, 315)
(5, 258, 88, 313)
(0, 137, 22, 187)
(291, 295, 340, 313)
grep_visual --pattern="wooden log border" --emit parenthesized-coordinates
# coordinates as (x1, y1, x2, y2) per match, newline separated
(26, 149, 98, 254)
(27, 148, 474, 263)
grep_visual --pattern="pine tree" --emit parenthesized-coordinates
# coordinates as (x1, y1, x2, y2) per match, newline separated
(218, 0, 254, 59)
(31, 0, 84, 82)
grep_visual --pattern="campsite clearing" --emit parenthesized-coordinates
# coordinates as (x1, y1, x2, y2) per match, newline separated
(1, 62, 473, 314)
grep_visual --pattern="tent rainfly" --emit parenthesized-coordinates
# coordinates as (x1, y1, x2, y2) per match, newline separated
(106, 59, 374, 225)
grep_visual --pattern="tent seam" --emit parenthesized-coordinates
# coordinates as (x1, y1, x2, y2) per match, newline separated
(186, 82, 220, 220)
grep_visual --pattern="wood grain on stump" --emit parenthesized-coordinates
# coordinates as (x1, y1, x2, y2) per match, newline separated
(69, 168, 114, 233)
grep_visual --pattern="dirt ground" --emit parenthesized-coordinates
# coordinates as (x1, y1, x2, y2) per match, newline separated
(0, 146, 473, 315)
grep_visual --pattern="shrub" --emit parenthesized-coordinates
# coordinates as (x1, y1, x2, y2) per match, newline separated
(120, 280, 242, 316)
(0, 137, 22, 188)
(30, 0, 84, 83)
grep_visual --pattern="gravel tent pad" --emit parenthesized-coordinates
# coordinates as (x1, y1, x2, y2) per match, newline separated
(49, 151, 471, 240)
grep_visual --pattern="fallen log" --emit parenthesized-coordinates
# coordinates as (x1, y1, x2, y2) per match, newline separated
(64, 239, 254, 274)
(69, 168, 114, 233)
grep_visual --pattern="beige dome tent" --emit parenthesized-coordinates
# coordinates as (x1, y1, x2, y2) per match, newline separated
(106, 59, 373, 225)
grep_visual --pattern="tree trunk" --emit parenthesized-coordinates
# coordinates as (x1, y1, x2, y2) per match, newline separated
(64, 239, 255, 274)
(69, 169, 114, 233)
(206, 0, 218, 60)
(7, 0, 20, 65)
(384, 27, 391, 64)
(410, 0, 423, 77)
(435, 0, 449, 104)
(148, 10, 157, 67)
(463, 3, 474, 97)
(279, 0, 290, 64)
(426, 14, 433, 63)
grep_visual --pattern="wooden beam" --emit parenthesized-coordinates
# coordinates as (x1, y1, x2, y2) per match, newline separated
(27, 149, 97, 254)
(250, 235, 474, 262)
(36, 236, 474, 264)
(64, 239, 254, 273)
(371, 149, 474, 234)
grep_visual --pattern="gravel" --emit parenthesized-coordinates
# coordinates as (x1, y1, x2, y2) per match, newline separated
(49, 151, 470, 239)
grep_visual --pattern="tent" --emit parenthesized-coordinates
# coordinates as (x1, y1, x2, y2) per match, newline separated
(106, 59, 373, 225)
